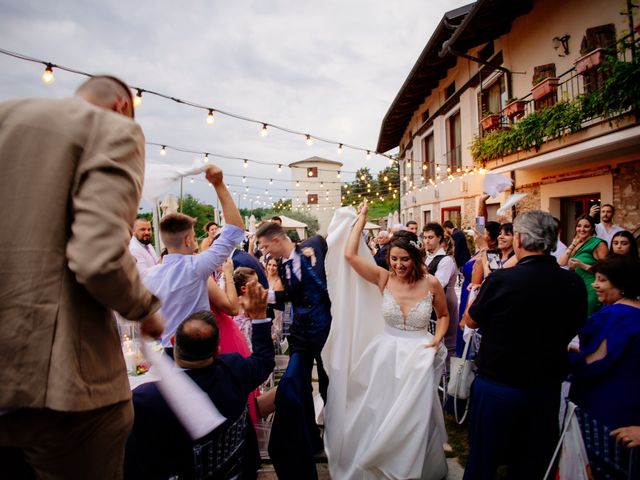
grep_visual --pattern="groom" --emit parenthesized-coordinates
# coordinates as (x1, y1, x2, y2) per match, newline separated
(255, 222, 331, 480)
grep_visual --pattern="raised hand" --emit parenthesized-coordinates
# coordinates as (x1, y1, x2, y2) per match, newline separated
(205, 165, 224, 187)
(357, 199, 368, 217)
(239, 280, 268, 320)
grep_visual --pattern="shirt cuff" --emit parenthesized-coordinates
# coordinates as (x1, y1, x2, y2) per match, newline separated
(251, 318, 272, 325)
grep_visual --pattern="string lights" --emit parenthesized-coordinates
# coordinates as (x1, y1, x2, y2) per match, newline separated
(0, 47, 398, 162)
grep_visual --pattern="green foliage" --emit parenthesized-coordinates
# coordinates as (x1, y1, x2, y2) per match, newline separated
(181, 194, 215, 236)
(471, 54, 640, 164)
(283, 210, 320, 237)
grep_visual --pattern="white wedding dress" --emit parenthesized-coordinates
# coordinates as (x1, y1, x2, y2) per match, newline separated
(323, 207, 448, 480)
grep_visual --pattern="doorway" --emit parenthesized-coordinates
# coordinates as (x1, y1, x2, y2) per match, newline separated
(560, 194, 600, 244)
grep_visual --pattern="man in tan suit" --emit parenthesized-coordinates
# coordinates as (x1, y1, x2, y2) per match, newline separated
(0, 76, 164, 479)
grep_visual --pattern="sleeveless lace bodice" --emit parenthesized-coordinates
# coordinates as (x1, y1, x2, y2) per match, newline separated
(382, 289, 433, 331)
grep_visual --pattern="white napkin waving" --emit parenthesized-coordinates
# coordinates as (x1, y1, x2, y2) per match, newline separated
(142, 158, 207, 203)
(141, 341, 226, 440)
(482, 173, 512, 198)
(497, 193, 527, 215)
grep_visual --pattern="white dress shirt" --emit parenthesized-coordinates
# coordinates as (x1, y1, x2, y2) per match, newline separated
(267, 246, 301, 304)
(425, 248, 457, 289)
(144, 225, 244, 346)
(595, 222, 624, 247)
(129, 237, 159, 279)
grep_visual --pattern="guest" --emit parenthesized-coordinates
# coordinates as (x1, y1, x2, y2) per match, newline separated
(444, 220, 471, 269)
(266, 257, 285, 337)
(559, 214, 608, 315)
(478, 222, 516, 276)
(406, 220, 419, 234)
(610, 230, 638, 258)
(200, 221, 219, 252)
(124, 281, 275, 479)
(0, 76, 163, 479)
(469, 221, 501, 288)
(232, 267, 260, 346)
(144, 165, 245, 349)
(129, 217, 159, 278)
(423, 223, 458, 355)
(463, 211, 586, 480)
(271, 216, 283, 226)
(373, 230, 391, 270)
(550, 216, 568, 266)
(569, 256, 640, 431)
(611, 426, 640, 448)
(590, 203, 624, 247)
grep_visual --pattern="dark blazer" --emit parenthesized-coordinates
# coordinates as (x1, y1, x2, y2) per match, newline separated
(232, 249, 268, 289)
(124, 322, 275, 479)
(275, 236, 331, 354)
(374, 243, 390, 270)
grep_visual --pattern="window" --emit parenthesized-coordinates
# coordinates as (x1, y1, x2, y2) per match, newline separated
(423, 210, 431, 225)
(307, 167, 318, 178)
(447, 112, 461, 171)
(581, 24, 616, 92)
(532, 63, 557, 109)
(307, 194, 318, 205)
(445, 82, 455, 99)
(478, 75, 506, 118)
(441, 207, 461, 226)
(422, 109, 430, 123)
(422, 134, 435, 183)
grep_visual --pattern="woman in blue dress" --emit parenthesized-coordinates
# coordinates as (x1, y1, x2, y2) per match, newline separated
(569, 255, 640, 430)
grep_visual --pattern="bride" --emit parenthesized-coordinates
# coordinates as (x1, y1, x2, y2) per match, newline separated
(322, 201, 449, 480)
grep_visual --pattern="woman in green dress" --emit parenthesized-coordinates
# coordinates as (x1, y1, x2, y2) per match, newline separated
(559, 214, 609, 315)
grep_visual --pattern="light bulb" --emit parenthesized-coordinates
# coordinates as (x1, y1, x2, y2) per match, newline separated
(296, 181, 300, 187)
(243, 160, 248, 168)
(366, 150, 371, 160)
(41, 63, 54, 84)
(134, 89, 143, 106)
(337, 144, 343, 155)
(388, 158, 394, 166)
(320, 182, 324, 188)
(269, 179, 273, 185)
(308, 170, 313, 177)
(190, 178, 194, 183)
(203, 153, 209, 163)
(160, 145, 167, 156)
(436, 165, 441, 172)
(336, 171, 341, 179)
(305, 134, 313, 146)
(277, 164, 282, 173)
(261, 124, 268, 137)
(242, 176, 246, 183)
(245, 186, 249, 192)
(206, 109, 215, 124)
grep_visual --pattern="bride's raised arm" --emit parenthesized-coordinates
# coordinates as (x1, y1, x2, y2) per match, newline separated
(345, 200, 389, 291)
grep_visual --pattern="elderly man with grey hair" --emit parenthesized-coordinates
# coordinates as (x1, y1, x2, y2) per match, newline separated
(463, 210, 587, 480)
(373, 230, 392, 269)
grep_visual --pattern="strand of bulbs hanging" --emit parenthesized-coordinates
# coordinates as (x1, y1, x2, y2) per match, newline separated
(0, 47, 398, 164)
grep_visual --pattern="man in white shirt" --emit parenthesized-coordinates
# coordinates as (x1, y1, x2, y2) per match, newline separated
(423, 222, 458, 355)
(129, 218, 159, 278)
(144, 165, 245, 348)
(590, 203, 624, 247)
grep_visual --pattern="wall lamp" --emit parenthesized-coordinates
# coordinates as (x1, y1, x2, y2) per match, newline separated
(553, 34, 571, 56)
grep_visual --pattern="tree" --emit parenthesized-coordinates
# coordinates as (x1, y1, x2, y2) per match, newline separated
(181, 194, 216, 237)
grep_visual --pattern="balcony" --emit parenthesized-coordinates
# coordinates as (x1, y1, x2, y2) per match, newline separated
(471, 41, 640, 165)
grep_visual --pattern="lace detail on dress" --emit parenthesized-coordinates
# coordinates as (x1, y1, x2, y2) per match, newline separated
(382, 289, 433, 331)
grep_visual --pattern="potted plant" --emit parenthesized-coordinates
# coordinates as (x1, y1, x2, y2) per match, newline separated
(480, 112, 501, 131)
(503, 98, 526, 118)
(574, 48, 607, 74)
(531, 76, 559, 101)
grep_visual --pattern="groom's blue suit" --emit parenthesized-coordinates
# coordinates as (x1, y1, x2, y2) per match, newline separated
(268, 235, 331, 480)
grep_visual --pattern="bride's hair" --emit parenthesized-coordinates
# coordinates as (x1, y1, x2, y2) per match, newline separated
(387, 231, 427, 283)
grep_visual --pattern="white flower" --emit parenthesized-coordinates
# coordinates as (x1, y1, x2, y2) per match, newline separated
(301, 247, 317, 267)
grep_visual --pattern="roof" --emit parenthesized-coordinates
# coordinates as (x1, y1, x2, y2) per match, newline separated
(288, 156, 343, 167)
(376, 0, 533, 153)
(257, 215, 308, 229)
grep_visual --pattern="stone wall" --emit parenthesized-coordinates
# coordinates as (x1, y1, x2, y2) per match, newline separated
(462, 196, 476, 228)
(613, 159, 640, 232)
(514, 185, 541, 216)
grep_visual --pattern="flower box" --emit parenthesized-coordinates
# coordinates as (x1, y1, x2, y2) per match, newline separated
(531, 77, 559, 101)
(503, 100, 526, 118)
(574, 48, 606, 74)
(481, 113, 501, 131)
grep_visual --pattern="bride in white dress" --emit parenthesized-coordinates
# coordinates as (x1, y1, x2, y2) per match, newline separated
(322, 202, 449, 480)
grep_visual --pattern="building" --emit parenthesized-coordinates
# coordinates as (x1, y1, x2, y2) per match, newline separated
(289, 156, 343, 236)
(377, 0, 639, 242)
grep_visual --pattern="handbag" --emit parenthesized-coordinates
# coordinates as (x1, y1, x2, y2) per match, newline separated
(447, 331, 476, 423)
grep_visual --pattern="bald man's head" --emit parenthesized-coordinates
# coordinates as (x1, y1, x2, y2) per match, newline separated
(75, 75, 134, 119)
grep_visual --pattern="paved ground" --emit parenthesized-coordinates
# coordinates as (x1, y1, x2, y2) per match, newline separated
(257, 458, 464, 479)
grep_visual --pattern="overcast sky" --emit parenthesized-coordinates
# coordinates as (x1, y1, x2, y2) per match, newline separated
(0, 0, 470, 210)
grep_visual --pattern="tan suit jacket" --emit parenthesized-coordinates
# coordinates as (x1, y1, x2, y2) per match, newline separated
(0, 97, 160, 411)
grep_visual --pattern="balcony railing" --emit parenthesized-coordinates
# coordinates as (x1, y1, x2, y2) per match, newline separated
(472, 39, 639, 163)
